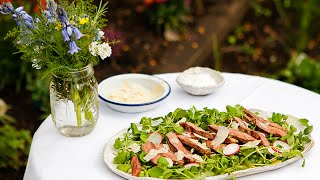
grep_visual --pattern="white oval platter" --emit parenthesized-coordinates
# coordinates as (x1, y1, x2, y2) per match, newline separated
(103, 110, 314, 180)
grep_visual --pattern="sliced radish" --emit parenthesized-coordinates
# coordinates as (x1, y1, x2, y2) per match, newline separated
(184, 163, 200, 169)
(211, 126, 230, 148)
(146, 132, 162, 145)
(223, 144, 240, 156)
(268, 147, 276, 155)
(272, 141, 290, 153)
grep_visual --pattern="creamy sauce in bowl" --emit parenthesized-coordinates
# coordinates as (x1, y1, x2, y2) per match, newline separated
(107, 81, 164, 104)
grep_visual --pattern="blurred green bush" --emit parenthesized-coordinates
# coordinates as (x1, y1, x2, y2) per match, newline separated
(0, 99, 32, 170)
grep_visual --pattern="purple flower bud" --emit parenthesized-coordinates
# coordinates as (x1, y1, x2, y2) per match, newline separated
(35, 18, 40, 23)
(0, 4, 11, 14)
(68, 41, 81, 54)
(47, 0, 57, 16)
(25, 21, 34, 29)
(72, 27, 83, 40)
(44, 10, 53, 19)
(66, 26, 73, 37)
(20, 11, 33, 22)
(57, 6, 67, 23)
(15, 6, 23, 13)
(61, 28, 70, 42)
(4, 2, 14, 12)
(12, 14, 21, 26)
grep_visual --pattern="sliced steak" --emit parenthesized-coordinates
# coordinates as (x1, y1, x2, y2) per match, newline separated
(234, 116, 270, 146)
(208, 124, 257, 143)
(206, 140, 226, 152)
(177, 135, 212, 157)
(131, 154, 142, 177)
(180, 122, 214, 139)
(166, 132, 195, 163)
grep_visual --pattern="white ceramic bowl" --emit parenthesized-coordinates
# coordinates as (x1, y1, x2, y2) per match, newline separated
(98, 74, 171, 113)
(176, 67, 225, 95)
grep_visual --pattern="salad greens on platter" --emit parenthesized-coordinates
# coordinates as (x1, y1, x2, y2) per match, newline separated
(111, 105, 313, 179)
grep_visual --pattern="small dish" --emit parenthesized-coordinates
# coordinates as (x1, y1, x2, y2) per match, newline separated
(176, 67, 225, 95)
(98, 74, 171, 113)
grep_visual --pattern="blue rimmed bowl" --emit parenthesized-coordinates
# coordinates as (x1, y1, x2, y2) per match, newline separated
(98, 74, 171, 113)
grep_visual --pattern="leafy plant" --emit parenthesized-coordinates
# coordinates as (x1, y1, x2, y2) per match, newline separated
(0, 99, 32, 170)
(275, 53, 320, 93)
(143, 0, 192, 36)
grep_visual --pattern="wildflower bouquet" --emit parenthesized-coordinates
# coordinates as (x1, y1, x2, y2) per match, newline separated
(0, 0, 117, 76)
(0, 0, 117, 136)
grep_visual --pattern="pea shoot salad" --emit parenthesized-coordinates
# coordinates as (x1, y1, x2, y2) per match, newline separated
(111, 105, 313, 179)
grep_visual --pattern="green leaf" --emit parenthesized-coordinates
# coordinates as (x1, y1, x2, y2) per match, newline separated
(113, 138, 122, 149)
(157, 156, 169, 169)
(173, 125, 184, 134)
(298, 118, 309, 126)
(303, 125, 313, 135)
(117, 164, 131, 173)
(148, 166, 164, 178)
(140, 132, 148, 142)
(138, 151, 147, 163)
(131, 123, 140, 135)
(114, 150, 130, 164)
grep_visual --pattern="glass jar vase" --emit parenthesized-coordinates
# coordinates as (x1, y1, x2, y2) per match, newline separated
(49, 64, 99, 137)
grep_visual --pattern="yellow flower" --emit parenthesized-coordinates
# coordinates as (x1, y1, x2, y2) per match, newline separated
(55, 22, 62, 31)
(79, 17, 89, 25)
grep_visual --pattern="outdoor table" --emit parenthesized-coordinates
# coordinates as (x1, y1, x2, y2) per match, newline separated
(23, 73, 320, 180)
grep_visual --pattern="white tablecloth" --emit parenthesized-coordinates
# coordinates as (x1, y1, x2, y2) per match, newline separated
(24, 73, 320, 180)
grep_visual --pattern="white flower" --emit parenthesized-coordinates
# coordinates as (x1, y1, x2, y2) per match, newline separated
(89, 42, 112, 60)
(89, 41, 99, 56)
(32, 59, 42, 69)
(97, 42, 112, 60)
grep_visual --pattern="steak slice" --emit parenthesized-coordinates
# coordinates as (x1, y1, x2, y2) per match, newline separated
(131, 154, 142, 177)
(166, 132, 195, 163)
(208, 124, 257, 143)
(177, 135, 212, 157)
(234, 116, 270, 146)
(180, 122, 214, 139)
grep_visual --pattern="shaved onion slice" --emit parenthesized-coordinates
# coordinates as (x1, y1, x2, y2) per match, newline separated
(240, 140, 261, 148)
(176, 117, 186, 125)
(211, 126, 230, 148)
(193, 133, 208, 140)
(147, 132, 162, 145)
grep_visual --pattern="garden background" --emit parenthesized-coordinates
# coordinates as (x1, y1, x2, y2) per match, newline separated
(1, 0, 320, 179)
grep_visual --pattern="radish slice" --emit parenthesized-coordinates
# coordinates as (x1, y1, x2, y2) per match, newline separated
(147, 132, 162, 145)
(268, 147, 276, 155)
(184, 163, 200, 169)
(223, 144, 240, 156)
(211, 126, 230, 148)
(272, 141, 290, 153)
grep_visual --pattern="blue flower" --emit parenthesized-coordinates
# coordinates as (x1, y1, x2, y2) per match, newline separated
(68, 41, 81, 55)
(15, 6, 23, 13)
(57, 7, 67, 23)
(72, 27, 83, 40)
(47, 0, 57, 16)
(0, 2, 14, 14)
(61, 28, 70, 42)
